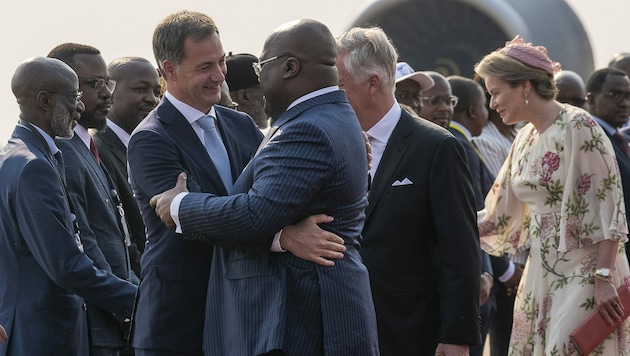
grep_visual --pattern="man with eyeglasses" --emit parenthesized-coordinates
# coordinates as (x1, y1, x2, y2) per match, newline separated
(335, 26, 481, 356)
(127, 12, 348, 356)
(588, 67, 630, 263)
(554, 70, 587, 108)
(394, 62, 434, 116)
(0, 56, 136, 356)
(48, 43, 138, 356)
(419, 71, 458, 128)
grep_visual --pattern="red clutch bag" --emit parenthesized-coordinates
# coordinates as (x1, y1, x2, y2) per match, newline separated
(569, 280, 630, 355)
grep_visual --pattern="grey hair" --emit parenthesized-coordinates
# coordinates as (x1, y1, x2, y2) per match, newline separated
(336, 26, 398, 93)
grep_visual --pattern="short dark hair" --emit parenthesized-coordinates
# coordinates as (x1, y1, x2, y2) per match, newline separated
(152, 10, 219, 77)
(108, 57, 154, 80)
(47, 43, 100, 67)
(448, 75, 481, 114)
(586, 67, 628, 93)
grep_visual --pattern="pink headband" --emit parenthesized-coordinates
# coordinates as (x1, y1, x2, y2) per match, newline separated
(498, 35, 561, 75)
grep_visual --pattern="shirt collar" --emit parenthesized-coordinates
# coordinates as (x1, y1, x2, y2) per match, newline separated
(165, 91, 217, 124)
(449, 120, 472, 140)
(592, 115, 616, 135)
(74, 124, 91, 149)
(106, 119, 131, 147)
(28, 123, 59, 155)
(287, 86, 339, 111)
(366, 102, 402, 144)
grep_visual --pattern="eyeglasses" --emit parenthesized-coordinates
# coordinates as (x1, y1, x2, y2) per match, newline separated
(421, 95, 459, 107)
(602, 90, 630, 103)
(395, 91, 423, 102)
(84, 78, 117, 92)
(42, 90, 83, 102)
(252, 54, 290, 77)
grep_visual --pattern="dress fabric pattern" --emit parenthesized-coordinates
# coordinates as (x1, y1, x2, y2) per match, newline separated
(478, 105, 630, 355)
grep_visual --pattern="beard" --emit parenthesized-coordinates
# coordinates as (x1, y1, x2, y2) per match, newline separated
(50, 101, 73, 139)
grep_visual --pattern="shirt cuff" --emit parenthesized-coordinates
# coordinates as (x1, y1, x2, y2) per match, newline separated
(270, 229, 286, 252)
(498, 260, 515, 283)
(171, 192, 189, 234)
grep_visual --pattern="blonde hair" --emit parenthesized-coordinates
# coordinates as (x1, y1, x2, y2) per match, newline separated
(474, 51, 557, 100)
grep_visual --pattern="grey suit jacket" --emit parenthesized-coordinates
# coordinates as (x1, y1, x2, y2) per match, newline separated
(56, 134, 136, 348)
(0, 125, 136, 356)
(179, 90, 379, 355)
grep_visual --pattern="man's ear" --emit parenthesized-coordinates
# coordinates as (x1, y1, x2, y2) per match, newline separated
(37, 91, 53, 111)
(283, 57, 300, 79)
(468, 105, 476, 120)
(162, 60, 176, 81)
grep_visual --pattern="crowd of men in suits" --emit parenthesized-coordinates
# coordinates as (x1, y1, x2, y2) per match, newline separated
(2, 8, 630, 356)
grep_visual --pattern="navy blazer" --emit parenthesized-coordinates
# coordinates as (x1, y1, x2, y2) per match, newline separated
(127, 98, 262, 354)
(94, 127, 145, 275)
(361, 110, 481, 355)
(55, 134, 137, 348)
(0, 125, 136, 356)
(178, 90, 379, 355)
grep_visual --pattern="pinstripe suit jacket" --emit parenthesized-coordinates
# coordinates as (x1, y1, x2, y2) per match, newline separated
(178, 90, 379, 355)
(361, 110, 481, 355)
(55, 133, 136, 348)
(0, 125, 136, 356)
(127, 99, 263, 354)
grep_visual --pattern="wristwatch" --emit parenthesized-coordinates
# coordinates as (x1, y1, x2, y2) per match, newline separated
(594, 268, 612, 281)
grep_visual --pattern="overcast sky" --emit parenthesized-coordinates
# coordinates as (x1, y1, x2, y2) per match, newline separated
(0, 0, 627, 143)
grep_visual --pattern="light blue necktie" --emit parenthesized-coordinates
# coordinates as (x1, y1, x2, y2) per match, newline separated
(197, 115, 232, 190)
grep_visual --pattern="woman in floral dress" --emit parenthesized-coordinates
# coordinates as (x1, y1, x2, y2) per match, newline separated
(475, 36, 630, 355)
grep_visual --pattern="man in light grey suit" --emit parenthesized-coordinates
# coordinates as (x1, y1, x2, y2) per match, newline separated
(151, 19, 379, 355)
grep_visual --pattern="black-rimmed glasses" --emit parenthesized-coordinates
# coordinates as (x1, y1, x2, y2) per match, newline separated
(252, 54, 291, 77)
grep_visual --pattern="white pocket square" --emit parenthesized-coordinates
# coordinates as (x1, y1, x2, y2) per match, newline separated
(392, 178, 413, 186)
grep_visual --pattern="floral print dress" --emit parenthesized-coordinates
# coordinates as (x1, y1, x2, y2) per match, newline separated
(478, 105, 630, 355)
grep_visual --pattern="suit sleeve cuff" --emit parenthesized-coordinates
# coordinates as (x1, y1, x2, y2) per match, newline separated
(171, 192, 189, 234)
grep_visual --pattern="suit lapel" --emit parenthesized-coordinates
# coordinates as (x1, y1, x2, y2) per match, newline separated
(157, 99, 228, 195)
(365, 110, 412, 220)
(101, 128, 127, 170)
(69, 135, 111, 192)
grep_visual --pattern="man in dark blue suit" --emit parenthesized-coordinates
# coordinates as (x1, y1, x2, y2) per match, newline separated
(48, 43, 139, 356)
(0, 57, 136, 356)
(150, 19, 379, 355)
(335, 27, 481, 355)
(588, 67, 630, 263)
(128, 12, 347, 355)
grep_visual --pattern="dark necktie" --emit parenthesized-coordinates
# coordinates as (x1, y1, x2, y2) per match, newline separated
(89, 136, 101, 164)
(612, 131, 630, 158)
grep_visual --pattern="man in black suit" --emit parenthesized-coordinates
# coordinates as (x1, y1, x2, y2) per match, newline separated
(335, 26, 481, 355)
(94, 57, 162, 276)
(48, 43, 139, 356)
(588, 67, 630, 263)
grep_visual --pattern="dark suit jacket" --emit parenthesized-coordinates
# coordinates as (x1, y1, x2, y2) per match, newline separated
(127, 98, 262, 354)
(361, 110, 481, 355)
(178, 90, 379, 356)
(55, 134, 137, 348)
(94, 127, 145, 275)
(0, 125, 136, 356)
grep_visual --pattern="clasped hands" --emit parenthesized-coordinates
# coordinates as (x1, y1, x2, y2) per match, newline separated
(149, 172, 346, 267)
